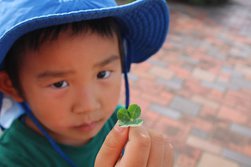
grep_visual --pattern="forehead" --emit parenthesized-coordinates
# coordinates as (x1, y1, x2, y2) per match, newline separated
(20, 31, 120, 72)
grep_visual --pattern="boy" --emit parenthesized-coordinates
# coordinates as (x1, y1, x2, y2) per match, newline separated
(0, 0, 173, 166)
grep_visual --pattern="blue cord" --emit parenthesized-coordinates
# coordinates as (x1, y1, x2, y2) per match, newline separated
(122, 39, 130, 109)
(0, 92, 5, 131)
(0, 125, 5, 131)
(124, 72, 130, 109)
(21, 103, 76, 167)
(0, 92, 3, 112)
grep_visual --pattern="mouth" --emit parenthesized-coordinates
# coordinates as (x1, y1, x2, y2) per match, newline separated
(73, 119, 103, 132)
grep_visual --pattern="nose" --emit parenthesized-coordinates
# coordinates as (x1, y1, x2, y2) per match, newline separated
(71, 86, 100, 114)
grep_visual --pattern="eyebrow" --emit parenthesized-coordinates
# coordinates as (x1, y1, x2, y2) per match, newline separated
(37, 70, 74, 80)
(94, 55, 120, 68)
(36, 55, 120, 80)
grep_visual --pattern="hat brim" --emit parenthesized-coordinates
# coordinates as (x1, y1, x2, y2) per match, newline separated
(0, 0, 169, 69)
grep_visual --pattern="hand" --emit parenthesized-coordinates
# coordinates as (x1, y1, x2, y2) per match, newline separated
(95, 122, 173, 167)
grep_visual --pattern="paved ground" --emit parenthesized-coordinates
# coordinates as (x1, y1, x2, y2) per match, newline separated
(121, 0, 251, 166)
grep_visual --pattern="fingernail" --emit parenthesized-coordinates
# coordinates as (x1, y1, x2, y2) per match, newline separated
(114, 121, 127, 133)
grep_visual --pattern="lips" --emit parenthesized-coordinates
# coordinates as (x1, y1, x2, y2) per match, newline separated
(73, 119, 102, 132)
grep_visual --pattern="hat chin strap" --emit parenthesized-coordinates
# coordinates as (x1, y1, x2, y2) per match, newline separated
(122, 38, 130, 109)
(0, 93, 3, 112)
(0, 92, 4, 130)
(123, 68, 130, 109)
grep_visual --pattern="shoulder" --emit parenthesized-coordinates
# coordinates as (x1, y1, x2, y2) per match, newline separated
(0, 120, 61, 166)
(0, 119, 39, 166)
(0, 144, 32, 166)
(0, 122, 30, 166)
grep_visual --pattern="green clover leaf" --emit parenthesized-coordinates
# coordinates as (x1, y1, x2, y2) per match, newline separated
(117, 104, 143, 127)
(117, 108, 130, 122)
(128, 104, 141, 120)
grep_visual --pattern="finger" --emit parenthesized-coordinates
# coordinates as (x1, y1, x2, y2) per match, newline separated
(119, 126, 151, 167)
(147, 130, 174, 167)
(95, 122, 129, 167)
(147, 130, 166, 167)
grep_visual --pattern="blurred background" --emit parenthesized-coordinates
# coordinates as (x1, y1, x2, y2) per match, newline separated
(118, 0, 251, 166)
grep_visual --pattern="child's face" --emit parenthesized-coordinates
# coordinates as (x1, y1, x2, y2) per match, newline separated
(18, 30, 122, 146)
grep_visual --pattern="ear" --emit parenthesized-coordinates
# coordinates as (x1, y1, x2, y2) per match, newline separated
(0, 71, 23, 102)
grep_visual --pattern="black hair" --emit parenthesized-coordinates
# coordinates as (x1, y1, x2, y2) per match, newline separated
(3, 17, 123, 96)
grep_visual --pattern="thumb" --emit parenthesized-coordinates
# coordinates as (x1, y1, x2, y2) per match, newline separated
(95, 122, 129, 167)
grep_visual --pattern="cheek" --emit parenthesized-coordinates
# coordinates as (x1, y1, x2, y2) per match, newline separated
(111, 76, 122, 98)
(24, 91, 68, 123)
(101, 76, 122, 112)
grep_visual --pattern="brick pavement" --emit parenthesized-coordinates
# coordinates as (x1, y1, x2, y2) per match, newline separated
(121, 0, 251, 166)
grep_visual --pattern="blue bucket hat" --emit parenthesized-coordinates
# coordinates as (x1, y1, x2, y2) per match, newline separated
(0, 0, 169, 166)
(0, 0, 169, 70)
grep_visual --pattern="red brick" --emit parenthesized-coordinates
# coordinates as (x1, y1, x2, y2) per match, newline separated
(246, 74, 251, 81)
(192, 95, 219, 109)
(150, 66, 173, 80)
(182, 116, 213, 132)
(169, 65, 191, 79)
(207, 90, 225, 103)
(142, 110, 161, 128)
(184, 79, 210, 95)
(129, 96, 150, 112)
(207, 64, 221, 75)
(136, 79, 165, 95)
(187, 135, 222, 154)
(178, 89, 193, 98)
(133, 70, 155, 80)
(160, 91, 173, 105)
(217, 72, 231, 82)
(157, 116, 184, 128)
(200, 106, 218, 120)
(154, 117, 191, 141)
(131, 62, 152, 72)
(216, 121, 229, 129)
(224, 91, 251, 110)
(217, 106, 247, 124)
(228, 143, 251, 157)
(140, 92, 169, 106)
(161, 55, 183, 66)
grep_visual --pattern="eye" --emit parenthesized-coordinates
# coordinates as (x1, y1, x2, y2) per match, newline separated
(97, 71, 111, 79)
(51, 81, 69, 89)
